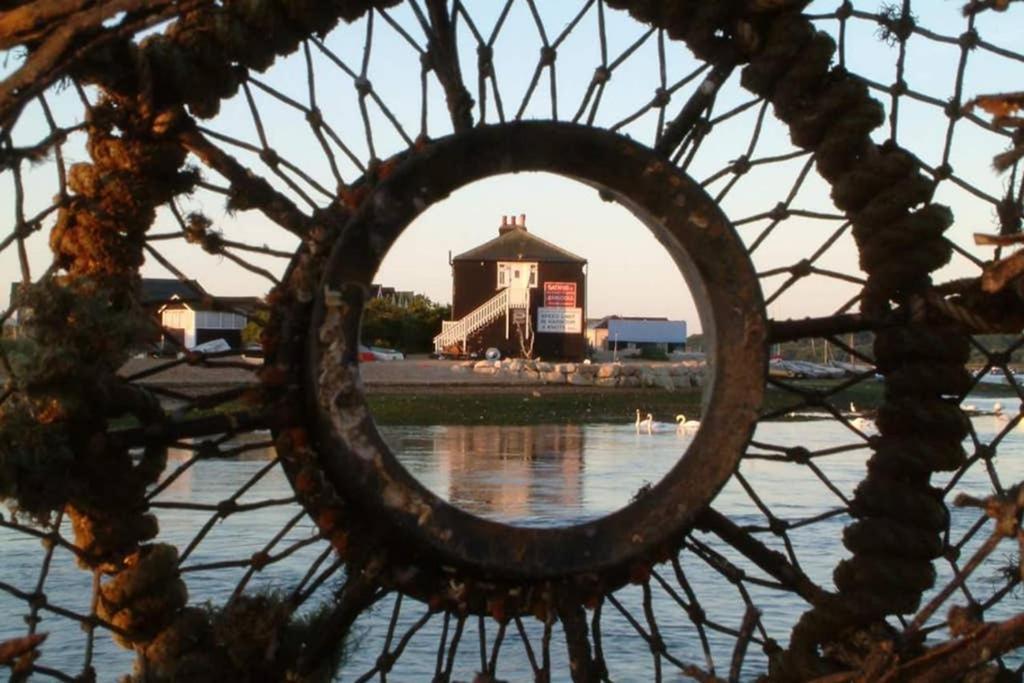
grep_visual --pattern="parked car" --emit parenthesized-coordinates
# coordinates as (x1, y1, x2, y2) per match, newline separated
(369, 346, 405, 361)
(358, 345, 405, 361)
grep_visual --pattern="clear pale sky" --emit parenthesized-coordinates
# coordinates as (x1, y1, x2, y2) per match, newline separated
(2, 1, 1020, 334)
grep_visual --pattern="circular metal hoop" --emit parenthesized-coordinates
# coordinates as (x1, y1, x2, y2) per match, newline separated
(306, 121, 766, 581)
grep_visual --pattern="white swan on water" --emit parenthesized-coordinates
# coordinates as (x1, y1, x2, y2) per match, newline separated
(675, 414, 700, 432)
(852, 416, 875, 432)
(847, 402, 876, 432)
(635, 409, 653, 434)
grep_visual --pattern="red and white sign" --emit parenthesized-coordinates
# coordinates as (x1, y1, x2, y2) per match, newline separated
(543, 281, 577, 308)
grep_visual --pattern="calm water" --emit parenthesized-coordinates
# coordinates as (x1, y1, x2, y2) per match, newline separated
(2, 396, 1022, 680)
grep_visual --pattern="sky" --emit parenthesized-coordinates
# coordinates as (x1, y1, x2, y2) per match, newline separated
(2, 1, 1022, 334)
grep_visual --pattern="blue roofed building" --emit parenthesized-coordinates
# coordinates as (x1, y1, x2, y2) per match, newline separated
(586, 315, 687, 355)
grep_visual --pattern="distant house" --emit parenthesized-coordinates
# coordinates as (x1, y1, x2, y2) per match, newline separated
(587, 315, 687, 355)
(142, 278, 261, 350)
(369, 284, 415, 307)
(3, 278, 260, 350)
(434, 214, 587, 361)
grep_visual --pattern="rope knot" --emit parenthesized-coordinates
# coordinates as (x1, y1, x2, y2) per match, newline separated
(944, 99, 962, 120)
(249, 551, 269, 570)
(877, 5, 916, 45)
(996, 194, 1022, 235)
(791, 258, 812, 278)
(259, 148, 280, 167)
(216, 500, 238, 517)
(476, 45, 492, 76)
(652, 87, 670, 108)
(787, 446, 811, 464)
(958, 28, 979, 50)
(889, 79, 907, 97)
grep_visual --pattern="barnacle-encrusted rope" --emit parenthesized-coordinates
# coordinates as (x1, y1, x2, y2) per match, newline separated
(2, 1, 395, 677)
(1, 93, 192, 676)
(742, 14, 972, 679)
(607, 1, 973, 678)
(19, 78, 194, 670)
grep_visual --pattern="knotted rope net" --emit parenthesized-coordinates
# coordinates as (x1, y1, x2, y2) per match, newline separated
(1, 1, 1023, 681)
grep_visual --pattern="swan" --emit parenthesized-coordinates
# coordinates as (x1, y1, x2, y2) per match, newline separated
(636, 411, 653, 434)
(675, 414, 700, 432)
(994, 402, 1010, 422)
(852, 416, 875, 432)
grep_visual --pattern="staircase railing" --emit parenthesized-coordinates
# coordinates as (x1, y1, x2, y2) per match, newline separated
(434, 287, 530, 354)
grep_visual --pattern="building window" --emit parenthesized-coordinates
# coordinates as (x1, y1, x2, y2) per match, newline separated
(529, 264, 537, 286)
(497, 262, 509, 288)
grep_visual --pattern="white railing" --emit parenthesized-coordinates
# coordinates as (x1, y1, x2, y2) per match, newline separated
(434, 287, 530, 353)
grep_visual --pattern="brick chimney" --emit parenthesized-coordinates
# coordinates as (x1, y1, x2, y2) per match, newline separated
(499, 215, 511, 235)
(499, 213, 527, 235)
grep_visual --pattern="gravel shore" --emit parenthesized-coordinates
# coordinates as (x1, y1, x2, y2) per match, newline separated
(118, 356, 705, 392)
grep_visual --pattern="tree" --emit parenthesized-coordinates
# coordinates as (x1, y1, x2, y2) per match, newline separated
(360, 294, 450, 353)
(241, 309, 269, 346)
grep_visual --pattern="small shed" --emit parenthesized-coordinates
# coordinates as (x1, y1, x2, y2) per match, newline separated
(435, 215, 587, 361)
(159, 297, 253, 349)
(143, 279, 260, 350)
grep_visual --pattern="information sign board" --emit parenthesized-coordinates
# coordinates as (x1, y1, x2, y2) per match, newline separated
(537, 306, 582, 333)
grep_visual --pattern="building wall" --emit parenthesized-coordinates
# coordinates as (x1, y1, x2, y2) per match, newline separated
(451, 259, 586, 361)
(586, 327, 609, 351)
(160, 305, 195, 348)
(160, 305, 247, 349)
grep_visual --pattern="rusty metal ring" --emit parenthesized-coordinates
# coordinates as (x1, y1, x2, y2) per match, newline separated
(307, 121, 765, 581)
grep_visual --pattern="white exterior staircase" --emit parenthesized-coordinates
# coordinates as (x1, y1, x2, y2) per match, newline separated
(434, 287, 530, 354)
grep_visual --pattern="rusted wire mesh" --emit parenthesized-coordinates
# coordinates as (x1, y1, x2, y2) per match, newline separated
(1, 1, 1023, 681)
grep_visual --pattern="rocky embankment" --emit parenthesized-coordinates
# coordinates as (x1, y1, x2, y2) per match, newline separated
(451, 359, 706, 390)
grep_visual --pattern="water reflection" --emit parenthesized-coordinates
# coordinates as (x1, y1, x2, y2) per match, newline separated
(4, 400, 1022, 680)
(385, 423, 694, 526)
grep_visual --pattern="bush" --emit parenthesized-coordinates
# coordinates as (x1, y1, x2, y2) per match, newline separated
(361, 294, 450, 353)
(639, 346, 669, 361)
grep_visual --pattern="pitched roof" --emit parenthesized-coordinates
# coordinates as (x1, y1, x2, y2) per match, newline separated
(140, 278, 205, 304)
(592, 314, 669, 329)
(452, 226, 586, 263)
